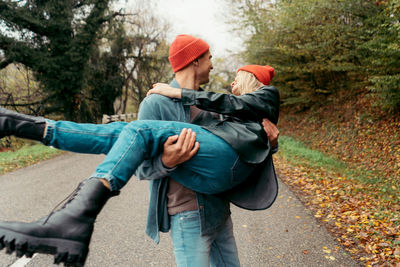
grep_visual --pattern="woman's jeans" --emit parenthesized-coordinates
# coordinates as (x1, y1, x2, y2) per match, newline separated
(170, 211, 240, 267)
(44, 120, 254, 194)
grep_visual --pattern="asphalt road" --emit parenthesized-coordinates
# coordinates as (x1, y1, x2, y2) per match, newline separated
(0, 153, 360, 267)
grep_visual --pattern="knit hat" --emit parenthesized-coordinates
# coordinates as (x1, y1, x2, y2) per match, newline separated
(236, 65, 275, 85)
(169, 34, 210, 73)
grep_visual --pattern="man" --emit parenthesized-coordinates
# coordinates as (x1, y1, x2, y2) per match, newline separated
(135, 34, 240, 266)
(136, 34, 279, 266)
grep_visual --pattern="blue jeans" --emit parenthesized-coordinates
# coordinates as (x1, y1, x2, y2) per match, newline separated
(170, 211, 240, 267)
(44, 120, 254, 194)
(44, 120, 128, 154)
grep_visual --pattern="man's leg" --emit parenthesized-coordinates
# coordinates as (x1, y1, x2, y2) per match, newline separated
(170, 211, 212, 267)
(210, 216, 240, 267)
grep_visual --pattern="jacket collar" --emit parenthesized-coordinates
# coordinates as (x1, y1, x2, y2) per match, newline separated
(170, 78, 204, 91)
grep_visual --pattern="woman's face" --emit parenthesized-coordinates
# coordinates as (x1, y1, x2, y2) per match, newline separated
(231, 77, 240, 96)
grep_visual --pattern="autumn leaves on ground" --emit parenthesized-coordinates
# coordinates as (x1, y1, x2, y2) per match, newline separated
(275, 89, 400, 266)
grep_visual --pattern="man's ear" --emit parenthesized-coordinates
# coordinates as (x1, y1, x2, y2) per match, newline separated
(192, 59, 199, 66)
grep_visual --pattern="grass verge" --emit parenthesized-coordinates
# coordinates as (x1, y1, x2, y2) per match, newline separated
(278, 135, 398, 199)
(0, 144, 64, 174)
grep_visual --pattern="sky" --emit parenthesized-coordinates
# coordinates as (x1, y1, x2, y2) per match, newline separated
(120, 0, 244, 58)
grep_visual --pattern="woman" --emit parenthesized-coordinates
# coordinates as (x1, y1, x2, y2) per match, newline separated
(0, 65, 279, 267)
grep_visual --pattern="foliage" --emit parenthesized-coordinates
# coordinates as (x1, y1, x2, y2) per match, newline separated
(0, 0, 120, 121)
(82, 19, 128, 121)
(359, 0, 400, 113)
(0, 0, 171, 122)
(230, 0, 400, 112)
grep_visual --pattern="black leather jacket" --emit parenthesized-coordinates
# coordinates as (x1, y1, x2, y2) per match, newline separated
(181, 85, 280, 164)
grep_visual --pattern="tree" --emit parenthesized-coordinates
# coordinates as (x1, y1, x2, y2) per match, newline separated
(82, 19, 128, 121)
(114, 8, 172, 114)
(229, 0, 390, 110)
(0, 0, 120, 121)
(360, 0, 400, 113)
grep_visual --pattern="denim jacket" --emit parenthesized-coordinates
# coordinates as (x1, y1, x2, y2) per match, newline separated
(135, 79, 231, 244)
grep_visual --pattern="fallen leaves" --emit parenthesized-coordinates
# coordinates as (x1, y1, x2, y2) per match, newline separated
(275, 93, 400, 265)
(275, 154, 400, 265)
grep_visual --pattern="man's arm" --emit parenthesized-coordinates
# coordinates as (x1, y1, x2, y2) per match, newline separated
(135, 95, 199, 180)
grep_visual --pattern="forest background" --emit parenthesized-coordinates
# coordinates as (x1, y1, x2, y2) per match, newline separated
(0, 0, 399, 265)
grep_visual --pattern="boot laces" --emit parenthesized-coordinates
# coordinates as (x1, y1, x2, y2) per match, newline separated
(42, 182, 83, 224)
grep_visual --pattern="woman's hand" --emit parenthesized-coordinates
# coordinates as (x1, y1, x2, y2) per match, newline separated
(147, 83, 182, 99)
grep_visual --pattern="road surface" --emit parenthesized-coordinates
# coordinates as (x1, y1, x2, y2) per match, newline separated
(0, 153, 359, 266)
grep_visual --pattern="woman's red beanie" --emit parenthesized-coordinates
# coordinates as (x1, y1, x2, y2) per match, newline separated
(168, 35, 210, 73)
(236, 65, 275, 85)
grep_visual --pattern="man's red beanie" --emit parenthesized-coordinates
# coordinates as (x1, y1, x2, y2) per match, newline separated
(169, 34, 210, 73)
(236, 65, 275, 85)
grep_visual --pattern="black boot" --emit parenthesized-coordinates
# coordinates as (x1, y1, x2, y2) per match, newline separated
(0, 106, 46, 141)
(0, 178, 119, 267)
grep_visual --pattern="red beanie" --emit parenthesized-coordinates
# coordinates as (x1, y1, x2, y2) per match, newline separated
(169, 34, 210, 73)
(236, 65, 275, 85)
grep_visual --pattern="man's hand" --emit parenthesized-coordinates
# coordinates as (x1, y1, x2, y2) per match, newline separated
(262, 119, 279, 148)
(161, 128, 200, 168)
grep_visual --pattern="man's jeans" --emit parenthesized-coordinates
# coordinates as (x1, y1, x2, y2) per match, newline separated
(44, 119, 254, 194)
(170, 211, 240, 267)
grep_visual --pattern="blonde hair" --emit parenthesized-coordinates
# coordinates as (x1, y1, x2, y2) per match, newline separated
(236, 71, 264, 95)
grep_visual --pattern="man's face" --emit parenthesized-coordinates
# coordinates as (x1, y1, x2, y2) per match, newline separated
(196, 50, 213, 85)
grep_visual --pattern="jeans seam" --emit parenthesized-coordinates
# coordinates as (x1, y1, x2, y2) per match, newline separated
(131, 125, 214, 137)
(178, 218, 187, 267)
(110, 134, 137, 172)
(53, 127, 121, 137)
(212, 241, 228, 267)
(44, 119, 121, 144)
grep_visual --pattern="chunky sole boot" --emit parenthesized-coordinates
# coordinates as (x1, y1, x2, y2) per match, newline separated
(0, 178, 119, 267)
(0, 106, 46, 141)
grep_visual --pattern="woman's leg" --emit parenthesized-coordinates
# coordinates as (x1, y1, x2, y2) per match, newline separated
(91, 119, 254, 194)
(0, 107, 46, 141)
(0, 119, 252, 266)
(44, 120, 128, 154)
(0, 106, 128, 155)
